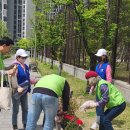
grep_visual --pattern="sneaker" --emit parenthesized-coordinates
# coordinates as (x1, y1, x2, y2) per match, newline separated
(90, 122, 99, 130)
(13, 125, 18, 130)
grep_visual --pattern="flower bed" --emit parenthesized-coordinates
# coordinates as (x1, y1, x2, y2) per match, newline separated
(61, 113, 84, 130)
(56, 98, 84, 130)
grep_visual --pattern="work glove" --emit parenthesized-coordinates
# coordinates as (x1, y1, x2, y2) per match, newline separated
(79, 100, 98, 111)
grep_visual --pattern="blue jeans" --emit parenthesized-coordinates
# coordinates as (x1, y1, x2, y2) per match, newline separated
(12, 93, 28, 125)
(26, 93, 58, 130)
(96, 102, 126, 130)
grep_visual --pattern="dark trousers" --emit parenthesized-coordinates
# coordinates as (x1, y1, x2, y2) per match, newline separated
(96, 102, 126, 130)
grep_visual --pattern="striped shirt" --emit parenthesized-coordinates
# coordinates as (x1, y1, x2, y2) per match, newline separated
(96, 84, 109, 107)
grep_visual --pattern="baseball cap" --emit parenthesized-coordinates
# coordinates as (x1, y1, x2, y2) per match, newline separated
(95, 49, 107, 57)
(85, 71, 98, 79)
(15, 49, 28, 58)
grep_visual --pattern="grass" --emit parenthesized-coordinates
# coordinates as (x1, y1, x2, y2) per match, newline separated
(115, 62, 130, 83)
(37, 60, 130, 130)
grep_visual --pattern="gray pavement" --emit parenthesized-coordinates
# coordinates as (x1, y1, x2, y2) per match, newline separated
(0, 55, 43, 130)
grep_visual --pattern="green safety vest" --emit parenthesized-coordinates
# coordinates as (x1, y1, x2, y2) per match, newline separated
(35, 74, 65, 97)
(0, 53, 4, 70)
(96, 79, 125, 109)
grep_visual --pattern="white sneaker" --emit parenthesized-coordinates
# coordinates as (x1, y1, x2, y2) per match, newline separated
(90, 122, 99, 130)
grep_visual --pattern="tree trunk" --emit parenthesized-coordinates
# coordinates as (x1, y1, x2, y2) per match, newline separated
(126, 43, 130, 71)
(102, 0, 110, 48)
(50, 46, 54, 69)
(58, 61, 63, 76)
(111, 0, 121, 78)
(72, 0, 97, 70)
(43, 45, 47, 64)
(41, 49, 44, 63)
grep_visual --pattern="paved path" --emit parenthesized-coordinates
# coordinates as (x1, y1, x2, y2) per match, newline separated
(0, 55, 43, 130)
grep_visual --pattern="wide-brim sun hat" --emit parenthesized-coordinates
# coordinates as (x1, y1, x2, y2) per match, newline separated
(95, 49, 107, 57)
(15, 49, 28, 58)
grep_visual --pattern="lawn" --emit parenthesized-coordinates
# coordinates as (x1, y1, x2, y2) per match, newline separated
(37, 60, 130, 130)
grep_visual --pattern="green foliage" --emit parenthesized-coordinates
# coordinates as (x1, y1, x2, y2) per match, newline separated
(3, 54, 11, 59)
(0, 20, 8, 38)
(31, 0, 67, 65)
(52, 0, 72, 5)
(17, 38, 31, 49)
(31, 0, 130, 71)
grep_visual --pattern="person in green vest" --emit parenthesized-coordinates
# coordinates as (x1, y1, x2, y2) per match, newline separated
(26, 74, 70, 130)
(80, 71, 126, 130)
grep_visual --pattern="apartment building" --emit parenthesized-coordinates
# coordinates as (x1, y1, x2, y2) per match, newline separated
(7, 0, 34, 40)
(1, 0, 61, 41)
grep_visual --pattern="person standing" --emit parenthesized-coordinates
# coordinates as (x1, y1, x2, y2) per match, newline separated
(12, 49, 31, 130)
(26, 74, 70, 130)
(0, 37, 16, 112)
(80, 71, 126, 130)
(0, 37, 15, 72)
(95, 48, 112, 83)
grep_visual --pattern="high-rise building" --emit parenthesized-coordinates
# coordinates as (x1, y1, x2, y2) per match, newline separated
(0, 0, 7, 23)
(7, 0, 34, 40)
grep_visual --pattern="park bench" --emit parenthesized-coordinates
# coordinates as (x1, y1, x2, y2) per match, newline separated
(29, 61, 38, 72)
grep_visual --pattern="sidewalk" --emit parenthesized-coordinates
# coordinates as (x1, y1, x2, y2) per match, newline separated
(0, 55, 43, 130)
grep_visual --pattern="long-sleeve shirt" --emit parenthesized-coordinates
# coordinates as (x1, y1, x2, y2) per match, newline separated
(0, 53, 4, 70)
(106, 65, 112, 83)
(98, 64, 112, 83)
(96, 84, 109, 108)
(62, 81, 70, 111)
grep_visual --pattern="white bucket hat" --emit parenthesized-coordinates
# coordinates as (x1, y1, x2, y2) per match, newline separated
(95, 49, 107, 57)
(15, 49, 28, 58)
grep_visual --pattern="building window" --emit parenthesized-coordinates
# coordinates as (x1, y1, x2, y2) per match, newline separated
(14, 0, 17, 4)
(18, 0, 22, 4)
(14, 15, 17, 19)
(18, 15, 21, 19)
(4, 4, 7, 9)
(23, 0, 25, 4)
(3, 9, 7, 17)
(18, 34, 21, 37)
(14, 20, 16, 24)
(4, 16, 7, 21)
(14, 30, 16, 34)
(14, 5, 17, 9)
(14, 25, 16, 29)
